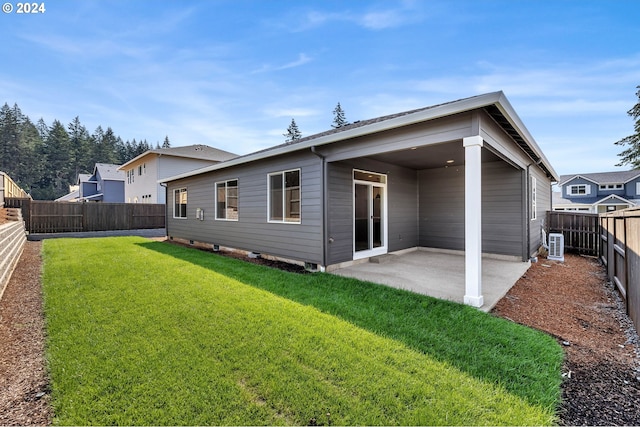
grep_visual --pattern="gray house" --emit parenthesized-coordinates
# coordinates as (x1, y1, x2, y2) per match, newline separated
(161, 92, 558, 307)
(78, 164, 125, 202)
(553, 170, 640, 213)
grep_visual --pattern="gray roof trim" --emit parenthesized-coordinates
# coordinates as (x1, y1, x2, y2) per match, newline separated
(559, 170, 640, 186)
(553, 193, 638, 207)
(160, 91, 558, 183)
(559, 174, 601, 186)
(118, 145, 238, 170)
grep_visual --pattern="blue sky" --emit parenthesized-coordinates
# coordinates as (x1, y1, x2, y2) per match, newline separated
(1, 0, 639, 176)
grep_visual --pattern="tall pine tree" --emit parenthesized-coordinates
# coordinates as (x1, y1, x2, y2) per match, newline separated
(284, 118, 302, 143)
(162, 135, 171, 149)
(332, 102, 349, 128)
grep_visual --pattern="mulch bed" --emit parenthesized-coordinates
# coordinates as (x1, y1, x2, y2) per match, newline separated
(0, 241, 51, 426)
(492, 253, 640, 426)
(1, 240, 639, 425)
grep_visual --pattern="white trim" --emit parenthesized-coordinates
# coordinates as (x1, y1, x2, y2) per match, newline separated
(267, 169, 301, 224)
(173, 187, 187, 219)
(215, 179, 239, 221)
(352, 170, 388, 260)
(567, 184, 589, 196)
(531, 175, 537, 220)
(463, 136, 483, 308)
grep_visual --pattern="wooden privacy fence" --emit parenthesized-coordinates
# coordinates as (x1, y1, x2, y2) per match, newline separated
(600, 207, 640, 333)
(5, 198, 165, 233)
(546, 211, 600, 255)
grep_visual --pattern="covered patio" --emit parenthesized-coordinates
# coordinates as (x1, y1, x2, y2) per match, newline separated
(331, 249, 531, 312)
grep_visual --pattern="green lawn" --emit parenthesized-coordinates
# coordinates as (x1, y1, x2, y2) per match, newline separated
(43, 236, 563, 425)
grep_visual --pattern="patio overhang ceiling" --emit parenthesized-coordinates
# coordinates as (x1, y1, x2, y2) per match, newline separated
(364, 140, 502, 170)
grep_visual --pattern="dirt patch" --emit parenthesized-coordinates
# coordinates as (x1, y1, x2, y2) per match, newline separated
(492, 253, 640, 426)
(0, 241, 51, 426)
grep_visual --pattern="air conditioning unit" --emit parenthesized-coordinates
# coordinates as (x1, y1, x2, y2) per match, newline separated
(548, 233, 565, 262)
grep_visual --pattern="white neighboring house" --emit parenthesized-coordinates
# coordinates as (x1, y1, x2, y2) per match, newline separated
(118, 145, 238, 204)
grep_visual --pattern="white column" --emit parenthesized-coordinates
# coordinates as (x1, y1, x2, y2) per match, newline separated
(463, 135, 483, 307)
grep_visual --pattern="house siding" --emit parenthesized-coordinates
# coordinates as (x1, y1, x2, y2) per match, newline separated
(529, 165, 551, 255)
(325, 158, 418, 265)
(418, 160, 525, 257)
(563, 177, 596, 198)
(626, 176, 640, 198)
(166, 151, 324, 264)
(102, 180, 124, 203)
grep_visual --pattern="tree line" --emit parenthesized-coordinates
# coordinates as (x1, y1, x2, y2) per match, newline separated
(0, 103, 170, 200)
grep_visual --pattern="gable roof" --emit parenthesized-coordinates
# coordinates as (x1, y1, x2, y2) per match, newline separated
(76, 173, 92, 184)
(161, 91, 558, 183)
(119, 144, 238, 170)
(94, 163, 125, 181)
(559, 170, 640, 186)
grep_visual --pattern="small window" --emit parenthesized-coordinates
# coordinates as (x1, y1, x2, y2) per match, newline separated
(531, 176, 537, 220)
(174, 188, 187, 218)
(569, 184, 587, 195)
(268, 169, 300, 223)
(216, 179, 238, 220)
(138, 165, 143, 176)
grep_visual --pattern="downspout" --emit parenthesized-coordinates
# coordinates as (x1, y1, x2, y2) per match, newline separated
(525, 164, 531, 261)
(160, 182, 168, 238)
(311, 146, 327, 270)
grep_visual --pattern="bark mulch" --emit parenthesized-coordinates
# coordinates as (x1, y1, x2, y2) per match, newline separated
(492, 253, 640, 426)
(0, 241, 51, 426)
(1, 240, 639, 425)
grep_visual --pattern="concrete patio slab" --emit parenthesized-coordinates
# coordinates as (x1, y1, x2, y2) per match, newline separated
(331, 248, 530, 312)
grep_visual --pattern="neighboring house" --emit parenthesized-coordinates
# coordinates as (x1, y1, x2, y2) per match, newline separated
(553, 170, 640, 213)
(54, 183, 80, 202)
(77, 164, 125, 202)
(118, 144, 238, 204)
(160, 91, 558, 308)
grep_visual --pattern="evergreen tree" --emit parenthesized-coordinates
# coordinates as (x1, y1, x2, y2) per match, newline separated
(0, 103, 21, 175)
(615, 85, 640, 168)
(284, 118, 302, 143)
(332, 102, 349, 128)
(18, 117, 44, 193)
(162, 135, 171, 149)
(67, 116, 91, 180)
(39, 120, 72, 200)
(36, 117, 49, 141)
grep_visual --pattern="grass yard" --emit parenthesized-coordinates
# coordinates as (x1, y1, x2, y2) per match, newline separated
(42, 237, 563, 425)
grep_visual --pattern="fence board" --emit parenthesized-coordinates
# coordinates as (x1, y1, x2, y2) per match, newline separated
(600, 207, 640, 333)
(546, 211, 600, 255)
(4, 199, 165, 233)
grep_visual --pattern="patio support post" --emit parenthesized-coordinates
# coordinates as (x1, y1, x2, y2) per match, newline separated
(463, 135, 484, 307)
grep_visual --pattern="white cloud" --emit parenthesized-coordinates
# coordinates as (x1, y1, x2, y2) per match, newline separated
(251, 53, 313, 74)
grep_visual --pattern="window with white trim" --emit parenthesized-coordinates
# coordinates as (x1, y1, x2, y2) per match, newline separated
(568, 184, 588, 195)
(636, 182, 640, 196)
(173, 188, 187, 218)
(531, 176, 537, 220)
(268, 169, 300, 223)
(599, 184, 623, 190)
(216, 179, 238, 220)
